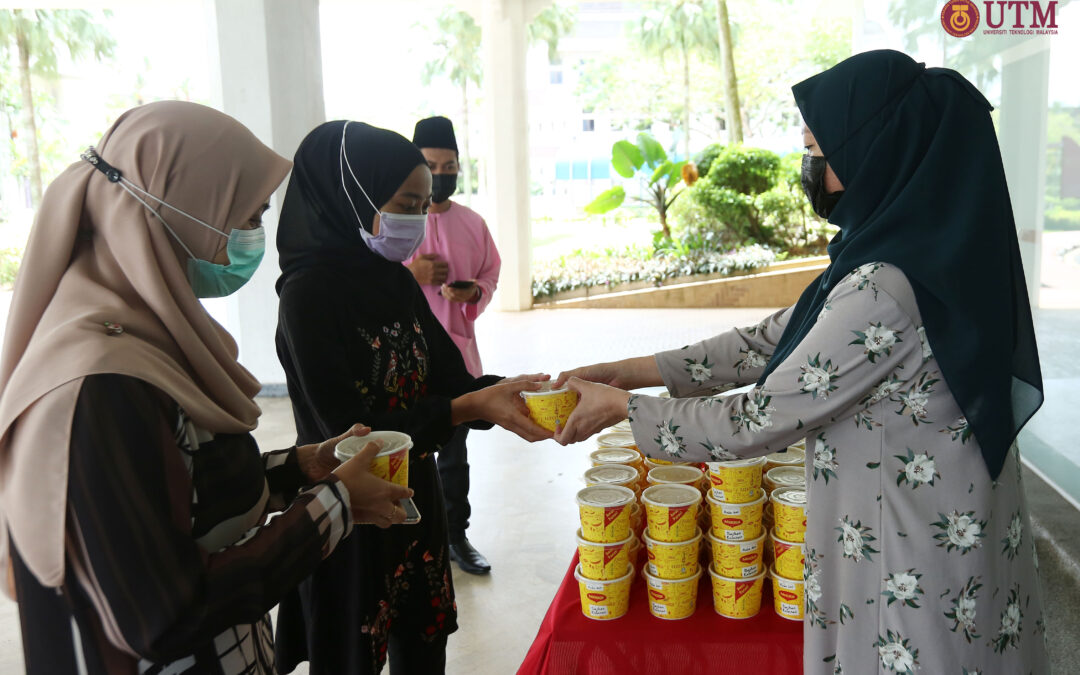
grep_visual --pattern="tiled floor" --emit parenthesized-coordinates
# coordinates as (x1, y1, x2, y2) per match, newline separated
(1, 305, 1077, 674)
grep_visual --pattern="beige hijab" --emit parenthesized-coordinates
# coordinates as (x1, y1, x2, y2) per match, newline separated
(0, 100, 292, 591)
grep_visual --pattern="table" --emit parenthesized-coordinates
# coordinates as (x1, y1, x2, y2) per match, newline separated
(518, 553, 803, 675)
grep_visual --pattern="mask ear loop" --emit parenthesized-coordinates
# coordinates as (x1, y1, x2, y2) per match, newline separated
(339, 122, 383, 240)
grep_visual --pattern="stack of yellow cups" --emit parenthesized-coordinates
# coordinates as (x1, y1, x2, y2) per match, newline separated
(770, 485, 808, 621)
(640, 484, 703, 620)
(575, 484, 636, 621)
(761, 445, 806, 569)
(704, 457, 767, 618)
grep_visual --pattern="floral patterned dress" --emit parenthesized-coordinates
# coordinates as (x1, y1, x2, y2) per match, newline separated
(628, 263, 1049, 675)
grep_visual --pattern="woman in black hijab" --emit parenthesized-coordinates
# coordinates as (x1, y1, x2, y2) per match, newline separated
(553, 50, 1048, 673)
(272, 121, 549, 675)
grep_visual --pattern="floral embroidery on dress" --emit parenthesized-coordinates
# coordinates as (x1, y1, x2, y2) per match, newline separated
(812, 433, 838, 484)
(945, 576, 982, 642)
(849, 322, 902, 363)
(733, 348, 768, 376)
(989, 585, 1023, 653)
(875, 629, 919, 673)
(894, 448, 939, 489)
(916, 325, 933, 362)
(942, 416, 973, 444)
(627, 394, 640, 423)
(931, 510, 987, 554)
(730, 391, 774, 434)
(852, 262, 885, 300)
(683, 356, 713, 384)
(1001, 510, 1022, 560)
(799, 353, 839, 399)
(882, 569, 924, 608)
(654, 420, 686, 457)
(701, 437, 737, 461)
(860, 371, 905, 406)
(836, 516, 878, 562)
(892, 371, 940, 425)
(804, 547, 829, 629)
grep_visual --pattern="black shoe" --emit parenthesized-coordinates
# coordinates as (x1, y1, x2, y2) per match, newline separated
(449, 537, 491, 575)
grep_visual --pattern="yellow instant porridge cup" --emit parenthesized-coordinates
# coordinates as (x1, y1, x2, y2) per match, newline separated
(771, 566, 805, 621)
(577, 529, 633, 580)
(643, 527, 702, 580)
(643, 564, 701, 620)
(520, 382, 579, 432)
(764, 446, 806, 473)
(708, 531, 765, 578)
(707, 456, 766, 503)
(590, 447, 642, 470)
(575, 563, 634, 620)
(628, 534, 642, 567)
(706, 488, 765, 541)
(577, 485, 635, 543)
(764, 465, 806, 494)
(641, 484, 702, 543)
(709, 565, 766, 619)
(335, 431, 412, 487)
(771, 530, 806, 580)
(771, 487, 808, 543)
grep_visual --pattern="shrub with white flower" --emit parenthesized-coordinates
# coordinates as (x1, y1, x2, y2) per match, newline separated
(944, 576, 982, 642)
(683, 356, 713, 384)
(733, 347, 768, 376)
(932, 510, 987, 554)
(875, 630, 918, 673)
(990, 585, 1023, 653)
(799, 352, 839, 399)
(1001, 511, 1023, 560)
(812, 433, 838, 484)
(894, 448, 939, 489)
(653, 419, 686, 457)
(730, 392, 775, 434)
(850, 322, 902, 363)
(835, 516, 879, 562)
(882, 569, 924, 608)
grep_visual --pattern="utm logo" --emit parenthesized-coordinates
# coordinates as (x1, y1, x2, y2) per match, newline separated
(941, 0, 981, 36)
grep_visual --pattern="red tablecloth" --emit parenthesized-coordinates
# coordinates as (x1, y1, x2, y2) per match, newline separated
(518, 553, 802, 675)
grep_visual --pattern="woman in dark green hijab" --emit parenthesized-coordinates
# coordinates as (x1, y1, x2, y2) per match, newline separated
(554, 50, 1048, 673)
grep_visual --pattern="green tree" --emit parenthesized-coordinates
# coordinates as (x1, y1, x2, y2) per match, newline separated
(528, 3, 577, 64)
(0, 10, 114, 207)
(714, 0, 743, 143)
(633, 1, 719, 159)
(423, 9, 481, 203)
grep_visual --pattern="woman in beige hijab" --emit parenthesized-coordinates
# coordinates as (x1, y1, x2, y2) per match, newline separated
(0, 101, 411, 675)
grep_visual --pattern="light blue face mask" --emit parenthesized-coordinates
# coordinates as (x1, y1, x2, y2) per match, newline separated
(81, 147, 265, 298)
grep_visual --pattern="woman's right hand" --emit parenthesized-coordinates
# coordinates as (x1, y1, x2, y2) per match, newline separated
(453, 378, 554, 442)
(332, 437, 414, 528)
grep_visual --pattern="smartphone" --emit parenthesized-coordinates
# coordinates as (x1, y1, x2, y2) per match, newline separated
(448, 280, 475, 290)
(400, 497, 422, 525)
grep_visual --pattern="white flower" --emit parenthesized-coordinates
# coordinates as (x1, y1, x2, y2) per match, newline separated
(948, 512, 983, 550)
(900, 390, 930, 418)
(956, 595, 977, 629)
(904, 453, 936, 485)
(1000, 603, 1021, 636)
(1006, 514, 1022, 550)
(800, 366, 832, 396)
(917, 326, 933, 360)
(742, 397, 774, 433)
(813, 439, 837, 474)
(878, 642, 915, 672)
(688, 362, 711, 383)
(886, 572, 919, 601)
(657, 424, 682, 455)
(840, 522, 866, 561)
(868, 379, 902, 404)
(863, 324, 898, 353)
(743, 350, 767, 369)
(805, 571, 822, 602)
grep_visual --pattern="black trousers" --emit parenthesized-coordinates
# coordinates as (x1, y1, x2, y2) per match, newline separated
(387, 631, 448, 675)
(437, 425, 471, 539)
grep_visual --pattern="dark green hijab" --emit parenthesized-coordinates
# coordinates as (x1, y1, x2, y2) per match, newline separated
(758, 50, 1042, 479)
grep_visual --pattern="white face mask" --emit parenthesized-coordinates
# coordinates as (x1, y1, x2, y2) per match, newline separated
(339, 122, 428, 262)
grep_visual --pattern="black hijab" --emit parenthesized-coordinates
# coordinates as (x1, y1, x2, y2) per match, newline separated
(758, 49, 1042, 479)
(276, 120, 427, 283)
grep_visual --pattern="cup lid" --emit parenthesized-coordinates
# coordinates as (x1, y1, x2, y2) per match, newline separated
(766, 466, 806, 487)
(647, 465, 703, 484)
(596, 431, 637, 448)
(520, 381, 569, 396)
(590, 448, 639, 464)
(335, 430, 413, 461)
(707, 456, 767, 470)
(771, 487, 807, 506)
(577, 484, 635, 507)
(585, 464, 639, 484)
(641, 483, 702, 507)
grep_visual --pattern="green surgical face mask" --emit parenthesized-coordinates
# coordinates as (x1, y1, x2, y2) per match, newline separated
(186, 227, 265, 298)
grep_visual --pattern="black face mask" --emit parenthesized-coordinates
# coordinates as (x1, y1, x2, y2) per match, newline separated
(431, 173, 458, 204)
(801, 154, 844, 219)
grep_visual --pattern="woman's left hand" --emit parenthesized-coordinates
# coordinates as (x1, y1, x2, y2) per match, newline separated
(553, 377, 631, 446)
(296, 424, 372, 482)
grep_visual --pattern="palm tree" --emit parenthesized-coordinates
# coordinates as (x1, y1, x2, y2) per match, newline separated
(423, 10, 482, 205)
(715, 0, 743, 143)
(0, 10, 114, 207)
(528, 3, 577, 64)
(633, 0, 719, 160)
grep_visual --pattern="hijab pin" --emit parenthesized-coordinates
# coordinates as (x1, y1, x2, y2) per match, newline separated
(103, 321, 124, 336)
(80, 147, 122, 183)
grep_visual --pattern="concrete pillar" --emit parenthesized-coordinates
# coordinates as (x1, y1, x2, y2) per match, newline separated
(207, 0, 325, 389)
(477, 0, 550, 311)
(998, 38, 1051, 307)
